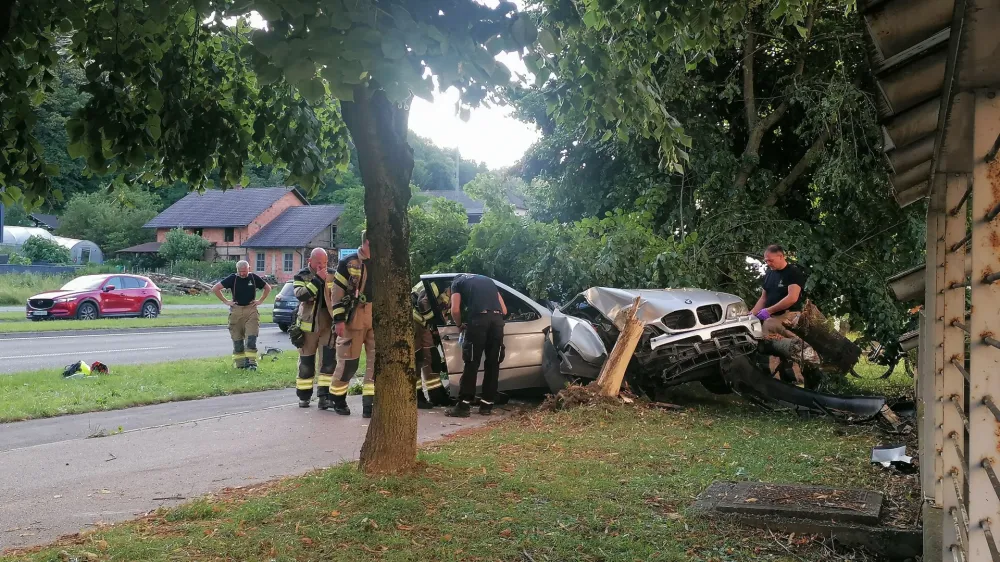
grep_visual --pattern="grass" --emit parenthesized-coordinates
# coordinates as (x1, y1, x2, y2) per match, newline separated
(0, 352, 299, 423)
(0, 311, 282, 332)
(2, 372, 918, 562)
(0, 272, 257, 307)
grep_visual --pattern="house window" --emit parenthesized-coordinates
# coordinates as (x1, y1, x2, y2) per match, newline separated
(256, 252, 265, 272)
(283, 252, 293, 272)
(224, 227, 235, 242)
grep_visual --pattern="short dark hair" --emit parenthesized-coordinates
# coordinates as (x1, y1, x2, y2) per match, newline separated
(765, 244, 785, 255)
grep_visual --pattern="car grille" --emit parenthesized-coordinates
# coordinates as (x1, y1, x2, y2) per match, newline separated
(697, 304, 723, 325)
(28, 298, 54, 310)
(275, 300, 297, 309)
(662, 310, 696, 330)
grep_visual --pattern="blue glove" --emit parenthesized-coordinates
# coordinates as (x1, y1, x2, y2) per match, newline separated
(755, 309, 771, 322)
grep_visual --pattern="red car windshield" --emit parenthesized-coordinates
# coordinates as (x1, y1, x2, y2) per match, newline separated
(60, 276, 107, 291)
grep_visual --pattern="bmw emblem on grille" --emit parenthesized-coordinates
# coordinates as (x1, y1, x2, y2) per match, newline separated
(684, 299, 693, 304)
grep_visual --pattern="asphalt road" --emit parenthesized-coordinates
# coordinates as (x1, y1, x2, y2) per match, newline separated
(0, 325, 294, 374)
(0, 391, 497, 551)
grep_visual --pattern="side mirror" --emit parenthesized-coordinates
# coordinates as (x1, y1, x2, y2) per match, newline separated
(104, 285, 115, 292)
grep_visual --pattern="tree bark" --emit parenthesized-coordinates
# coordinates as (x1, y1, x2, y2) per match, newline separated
(341, 86, 419, 475)
(765, 126, 832, 206)
(594, 296, 643, 397)
(780, 301, 862, 375)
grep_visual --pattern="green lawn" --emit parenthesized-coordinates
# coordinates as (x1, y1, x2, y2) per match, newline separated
(162, 293, 233, 306)
(2, 372, 917, 562)
(0, 352, 299, 422)
(0, 312, 281, 333)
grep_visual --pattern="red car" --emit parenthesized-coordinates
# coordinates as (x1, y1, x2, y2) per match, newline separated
(26, 274, 162, 321)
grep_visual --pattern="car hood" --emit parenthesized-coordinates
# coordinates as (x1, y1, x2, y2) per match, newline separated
(575, 287, 744, 329)
(30, 290, 88, 300)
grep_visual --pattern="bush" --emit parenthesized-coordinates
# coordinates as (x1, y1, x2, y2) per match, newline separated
(408, 197, 470, 281)
(20, 235, 71, 264)
(166, 260, 239, 282)
(159, 228, 210, 262)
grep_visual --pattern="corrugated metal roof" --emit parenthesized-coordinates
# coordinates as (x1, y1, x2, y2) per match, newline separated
(242, 205, 344, 248)
(30, 213, 60, 230)
(144, 187, 306, 228)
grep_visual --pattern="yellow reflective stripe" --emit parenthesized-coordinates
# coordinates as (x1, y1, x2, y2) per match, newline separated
(362, 383, 375, 396)
(334, 272, 348, 286)
(244, 352, 257, 359)
(412, 309, 424, 323)
(317, 375, 333, 387)
(299, 321, 313, 331)
(330, 382, 349, 396)
(296, 379, 313, 390)
(331, 306, 346, 318)
(293, 280, 306, 287)
(347, 267, 361, 277)
(422, 310, 435, 320)
(424, 378, 442, 390)
(415, 380, 423, 390)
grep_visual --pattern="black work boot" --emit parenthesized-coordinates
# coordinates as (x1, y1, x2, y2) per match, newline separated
(445, 400, 471, 418)
(478, 401, 493, 416)
(331, 395, 351, 416)
(362, 395, 374, 419)
(317, 396, 332, 411)
(298, 399, 311, 408)
(417, 389, 434, 409)
(428, 386, 454, 407)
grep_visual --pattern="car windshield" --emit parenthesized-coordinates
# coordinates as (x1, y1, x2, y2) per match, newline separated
(60, 276, 107, 291)
(279, 282, 295, 297)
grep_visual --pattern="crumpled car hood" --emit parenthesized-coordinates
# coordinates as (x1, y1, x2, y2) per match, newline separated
(576, 287, 744, 329)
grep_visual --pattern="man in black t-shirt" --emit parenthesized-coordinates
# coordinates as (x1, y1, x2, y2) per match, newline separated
(213, 260, 271, 369)
(445, 274, 507, 418)
(750, 244, 817, 384)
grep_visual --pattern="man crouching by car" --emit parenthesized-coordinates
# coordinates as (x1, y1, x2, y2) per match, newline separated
(446, 274, 507, 418)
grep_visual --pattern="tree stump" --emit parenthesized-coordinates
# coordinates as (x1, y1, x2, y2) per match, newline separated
(594, 296, 644, 397)
(780, 301, 862, 374)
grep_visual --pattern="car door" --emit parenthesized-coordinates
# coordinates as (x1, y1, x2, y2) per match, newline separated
(121, 276, 145, 314)
(426, 276, 549, 394)
(100, 276, 129, 314)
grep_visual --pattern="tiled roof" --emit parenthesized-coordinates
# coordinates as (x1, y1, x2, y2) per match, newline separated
(144, 187, 306, 228)
(242, 205, 344, 248)
(30, 213, 60, 230)
(116, 242, 163, 254)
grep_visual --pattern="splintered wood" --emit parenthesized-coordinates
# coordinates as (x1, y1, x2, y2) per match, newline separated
(594, 296, 644, 397)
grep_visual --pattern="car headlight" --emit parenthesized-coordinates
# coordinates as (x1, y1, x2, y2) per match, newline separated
(726, 302, 748, 320)
(54, 297, 77, 303)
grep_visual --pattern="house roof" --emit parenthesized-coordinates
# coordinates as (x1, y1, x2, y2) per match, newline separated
(144, 187, 307, 229)
(30, 213, 60, 230)
(116, 242, 163, 254)
(242, 205, 345, 249)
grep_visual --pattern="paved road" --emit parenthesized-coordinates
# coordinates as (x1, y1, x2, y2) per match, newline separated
(0, 326, 294, 374)
(0, 304, 273, 313)
(0, 391, 496, 551)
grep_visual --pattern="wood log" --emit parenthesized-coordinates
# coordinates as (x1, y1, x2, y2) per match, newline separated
(594, 296, 644, 398)
(780, 301, 862, 374)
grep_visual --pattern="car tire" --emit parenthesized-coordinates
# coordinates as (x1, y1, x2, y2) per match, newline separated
(278, 323, 289, 333)
(141, 301, 160, 319)
(76, 302, 99, 321)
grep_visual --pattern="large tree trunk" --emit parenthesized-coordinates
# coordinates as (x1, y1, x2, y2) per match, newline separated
(341, 87, 419, 475)
(780, 301, 862, 375)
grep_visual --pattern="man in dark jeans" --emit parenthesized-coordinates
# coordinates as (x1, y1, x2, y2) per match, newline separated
(445, 274, 507, 417)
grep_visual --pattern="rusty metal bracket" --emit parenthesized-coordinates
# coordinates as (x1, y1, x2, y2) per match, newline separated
(987, 201, 1000, 223)
(984, 519, 1000, 562)
(953, 320, 971, 334)
(951, 357, 971, 383)
(951, 395, 970, 430)
(950, 432, 970, 477)
(949, 233, 972, 253)
(948, 279, 971, 290)
(985, 396, 1000, 422)
(986, 271, 1000, 285)
(950, 184, 973, 216)
(986, 337, 1000, 350)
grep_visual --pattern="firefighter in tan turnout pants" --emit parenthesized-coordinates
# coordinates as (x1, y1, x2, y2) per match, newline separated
(291, 248, 338, 410)
(412, 280, 454, 409)
(213, 261, 271, 370)
(330, 231, 376, 418)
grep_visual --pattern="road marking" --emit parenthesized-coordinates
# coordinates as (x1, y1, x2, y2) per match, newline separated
(0, 346, 173, 360)
(0, 327, 281, 342)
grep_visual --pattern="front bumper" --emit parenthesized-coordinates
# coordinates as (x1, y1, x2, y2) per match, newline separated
(25, 303, 76, 319)
(271, 307, 296, 324)
(648, 317, 762, 350)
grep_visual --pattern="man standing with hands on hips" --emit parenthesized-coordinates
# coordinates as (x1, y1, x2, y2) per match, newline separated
(446, 274, 507, 418)
(213, 260, 271, 370)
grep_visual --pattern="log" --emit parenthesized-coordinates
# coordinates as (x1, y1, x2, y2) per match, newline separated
(780, 301, 862, 374)
(594, 296, 644, 398)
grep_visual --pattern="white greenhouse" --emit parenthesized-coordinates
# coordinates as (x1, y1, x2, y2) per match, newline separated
(1, 226, 104, 264)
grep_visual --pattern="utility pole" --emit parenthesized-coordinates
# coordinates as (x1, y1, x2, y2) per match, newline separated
(454, 147, 461, 191)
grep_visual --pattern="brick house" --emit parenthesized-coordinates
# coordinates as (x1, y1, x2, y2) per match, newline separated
(138, 187, 344, 282)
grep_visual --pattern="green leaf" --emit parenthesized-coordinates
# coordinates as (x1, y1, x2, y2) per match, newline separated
(66, 119, 85, 142)
(254, 0, 282, 21)
(193, 0, 210, 15)
(147, 89, 164, 111)
(44, 164, 60, 176)
(381, 34, 406, 60)
(538, 29, 558, 54)
(511, 15, 538, 48)
(795, 24, 809, 38)
(459, 107, 471, 122)
(582, 10, 599, 29)
(600, 130, 614, 142)
(255, 63, 282, 85)
(299, 77, 326, 104)
(617, 127, 628, 143)
(127, 145, 145, 167)
(284, 59, 316, 83)
(260, 152, 273, 165)
(328, 82, 355, 102)
(68, 142, 87, 159)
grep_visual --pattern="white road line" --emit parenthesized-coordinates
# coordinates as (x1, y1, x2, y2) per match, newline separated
(0, 346, 173, 360)
(0, 327, 251, 341)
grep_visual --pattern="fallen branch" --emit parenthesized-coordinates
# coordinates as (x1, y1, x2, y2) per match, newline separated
(594, 296, 644, 397)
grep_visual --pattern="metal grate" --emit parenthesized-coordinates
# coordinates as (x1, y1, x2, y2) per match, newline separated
(662, 310, 696, 331)
(696, 304, 722, 325)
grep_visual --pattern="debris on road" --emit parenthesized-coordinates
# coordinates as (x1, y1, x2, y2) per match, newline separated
(146, 274, 214, 296)
(871, 445, 916, 473)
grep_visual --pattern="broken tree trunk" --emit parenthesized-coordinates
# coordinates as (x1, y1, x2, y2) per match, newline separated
(780, 301, 862, 374)
(594, 296, 644, 397)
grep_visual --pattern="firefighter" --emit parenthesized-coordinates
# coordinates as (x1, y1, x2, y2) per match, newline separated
(446, 274, 507, 417)
(213, 260, 271, 370)
(411, 279, 454, 409)
(290, 247, 339, 411)
(330, 231, 375, 418)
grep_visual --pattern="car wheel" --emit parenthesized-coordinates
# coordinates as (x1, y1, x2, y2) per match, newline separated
(141, 301, 160, 319)
(76, 302, 99, 321)
(278, 323, 289, 333)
